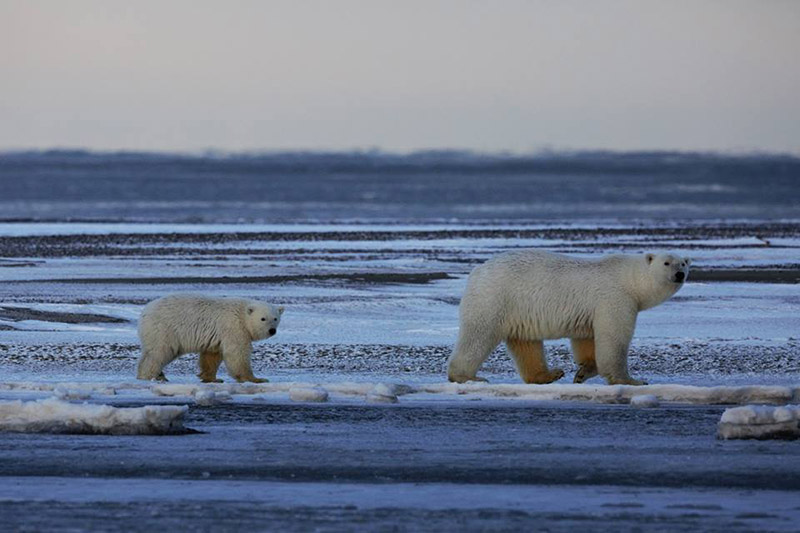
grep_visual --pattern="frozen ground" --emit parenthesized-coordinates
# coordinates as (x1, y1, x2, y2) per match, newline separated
(1, 219, 799, 531)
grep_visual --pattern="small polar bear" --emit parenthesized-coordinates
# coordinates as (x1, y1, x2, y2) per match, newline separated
(447, 250, 690, 386)
(136, 294, 284, 383)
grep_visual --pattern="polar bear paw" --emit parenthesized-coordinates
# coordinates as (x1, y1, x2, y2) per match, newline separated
(524, 368, 564, 385)
(573, 361, 598, 384)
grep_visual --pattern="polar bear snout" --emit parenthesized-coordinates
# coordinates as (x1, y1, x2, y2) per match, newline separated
(269, 328, 277, 336)
(673, 271, 685, 283)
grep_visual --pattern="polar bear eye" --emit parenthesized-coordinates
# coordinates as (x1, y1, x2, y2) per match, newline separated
(664, 261, 670, 266)
(261, 318, 266, 321)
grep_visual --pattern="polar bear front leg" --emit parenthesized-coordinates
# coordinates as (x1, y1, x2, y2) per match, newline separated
(570, 338, 598, 383)
(221, 341, 269, 383)
(198, 350, 224, 383)
(506, 339, 564, 384)
(593, 310, 646, 385)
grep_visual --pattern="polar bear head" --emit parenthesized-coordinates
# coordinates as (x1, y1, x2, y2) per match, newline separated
(637, 253, 691, 310)
(645, 252, 691, 285)
(245, 302, 285, 341)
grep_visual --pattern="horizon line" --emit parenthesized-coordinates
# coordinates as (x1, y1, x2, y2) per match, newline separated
(3, 146, 800, 160)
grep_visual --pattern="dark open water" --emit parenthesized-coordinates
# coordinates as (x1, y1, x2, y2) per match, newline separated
(1, 150, 798, 223)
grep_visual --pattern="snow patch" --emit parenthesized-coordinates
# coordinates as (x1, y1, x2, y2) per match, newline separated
(366, 383, 400, 403)
(718, 405, 800, 440)
(366, 393, 399, 404)
(289, 387, 329, 403)
(53, 387, 92, 401)
(193, 389, 231, 406)
(152, 384, 199, 397)
(151, 384, 233, 405)
(0, 398, 191, 435)
(373, 383, 413, 396)
(415, 383, 799, 405)
(0, 382, 128, 395)
(630, 394, 660, 408)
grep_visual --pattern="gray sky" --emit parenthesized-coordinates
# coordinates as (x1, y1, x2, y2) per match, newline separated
(2, 0, 799, 153)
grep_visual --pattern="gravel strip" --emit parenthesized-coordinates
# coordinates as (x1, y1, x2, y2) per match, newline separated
(2, 342, 798, 379)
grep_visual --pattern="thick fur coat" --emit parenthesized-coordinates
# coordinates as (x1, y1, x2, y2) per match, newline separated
(447, 250, 690, 385)
(137, 294, 284, 383)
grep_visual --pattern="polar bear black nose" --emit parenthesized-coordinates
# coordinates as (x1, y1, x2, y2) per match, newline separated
(675, 271, 685, 282)
(269, 328, 277, 335)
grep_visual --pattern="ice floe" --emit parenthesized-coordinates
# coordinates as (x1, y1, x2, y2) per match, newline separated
(717, 404, 800, 440)
(0, 398, 190, 435)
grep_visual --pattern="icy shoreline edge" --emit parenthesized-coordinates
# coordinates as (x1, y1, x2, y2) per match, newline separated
(1, 380, 798, 406)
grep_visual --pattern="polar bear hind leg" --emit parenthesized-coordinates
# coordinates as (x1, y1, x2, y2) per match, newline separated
(506, 339, 564, 384)
(198, 350, 224, 383)
(570, 338, 598, 383)
(447, 328, 499, 383)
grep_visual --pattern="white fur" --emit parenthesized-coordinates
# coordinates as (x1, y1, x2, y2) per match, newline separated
(136, 294, 284, 383)
(447, 250, 690, 385)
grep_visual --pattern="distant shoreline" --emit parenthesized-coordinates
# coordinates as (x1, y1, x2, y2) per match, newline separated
(10, 269, 799, 285)
(690, 269, 800, 284)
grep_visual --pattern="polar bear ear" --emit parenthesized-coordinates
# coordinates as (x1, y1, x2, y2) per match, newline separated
(645, 253, 655, 264)
(685, 257, 692, 265)
(247, 307, 254, 315)
(277, 306, 285, 315)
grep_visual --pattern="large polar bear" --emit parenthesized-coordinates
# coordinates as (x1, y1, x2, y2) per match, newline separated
(447, 250, 690, 385)
(137, 294, 284, 383)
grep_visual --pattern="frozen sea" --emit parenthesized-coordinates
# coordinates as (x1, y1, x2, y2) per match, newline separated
(1, 150, 799, 531)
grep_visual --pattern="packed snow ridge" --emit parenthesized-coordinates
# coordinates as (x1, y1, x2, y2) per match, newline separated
(1, 381, 798, 406)
(289, 387, 329, 403)
(143, 381, 800, 405)
(717, 404, 800, 440)
(0, 398, 191, 435)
